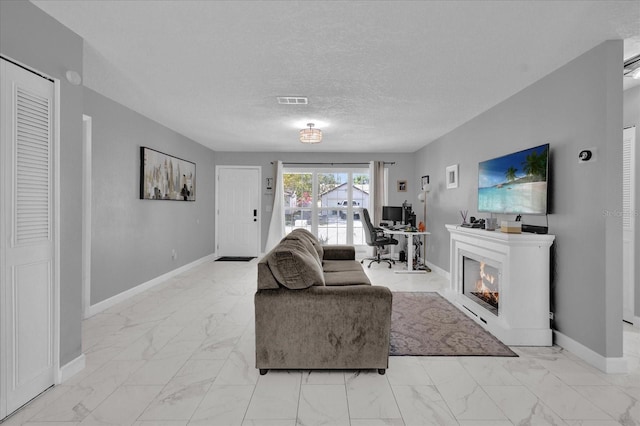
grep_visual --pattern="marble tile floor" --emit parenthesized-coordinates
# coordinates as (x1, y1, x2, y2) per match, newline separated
(3, 258, 639, 426)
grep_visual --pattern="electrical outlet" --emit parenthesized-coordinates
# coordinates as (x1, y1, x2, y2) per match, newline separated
(171, 249, 177, 260)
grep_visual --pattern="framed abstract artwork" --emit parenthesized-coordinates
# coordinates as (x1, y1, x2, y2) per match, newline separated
(140, 147, 196, 201)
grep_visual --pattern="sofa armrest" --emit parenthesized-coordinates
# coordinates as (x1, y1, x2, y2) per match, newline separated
(255, 285, 392, 370)
(322, 245, 355, 260)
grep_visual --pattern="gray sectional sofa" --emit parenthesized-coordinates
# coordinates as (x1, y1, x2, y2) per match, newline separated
(255, 228, 392, 375)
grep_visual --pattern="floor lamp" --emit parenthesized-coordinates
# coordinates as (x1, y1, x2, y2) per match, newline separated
(417, 182, 431, 272)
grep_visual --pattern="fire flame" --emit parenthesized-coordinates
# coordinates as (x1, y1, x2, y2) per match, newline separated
(475, 262, 499, 305)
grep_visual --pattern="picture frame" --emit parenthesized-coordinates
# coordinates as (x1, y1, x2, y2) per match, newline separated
(397, 180, 407, 192)
(446, 164, 458, 189)
(140, 146, 196, 201)
(421, 175, 430, 191)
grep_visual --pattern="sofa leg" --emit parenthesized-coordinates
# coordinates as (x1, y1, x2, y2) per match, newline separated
(378, 369, 386, 375)
(259, 369, 268, 375)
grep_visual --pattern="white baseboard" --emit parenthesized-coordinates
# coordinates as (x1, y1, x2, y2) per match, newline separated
(86, 253, 216, 317)
(58, 353, 85, 383)
(553, 330, 627, 374)
(427, 262, 450, 280)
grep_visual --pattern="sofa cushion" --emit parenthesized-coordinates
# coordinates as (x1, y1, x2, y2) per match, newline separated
(267, 239, 325, 289)
(284, 228, 324, 261)
(322, 260, 366, 273)
(283, 231, 321, 268)
(324, 270, 371, 286)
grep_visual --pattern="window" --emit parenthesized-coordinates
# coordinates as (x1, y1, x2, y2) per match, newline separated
(283, 169, 369, 245)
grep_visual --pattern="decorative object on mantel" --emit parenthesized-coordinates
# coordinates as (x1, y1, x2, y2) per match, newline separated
(397, 180, 407, 192)
(140, 147, 196, 201)
(459, 210, 468, 224)
(390, 292, 516, 357)
(446, 164, 458, 189)
(500, 221, 522, 233)
(299, 123, 322, 144)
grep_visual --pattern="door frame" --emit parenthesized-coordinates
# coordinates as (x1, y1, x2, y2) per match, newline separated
(214, 165, 262, 257)
(0, 55, 61, 419)
(82, 115, 92, 319)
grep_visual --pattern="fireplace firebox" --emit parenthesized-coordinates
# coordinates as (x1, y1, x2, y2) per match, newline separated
(463, 257, 499, 315)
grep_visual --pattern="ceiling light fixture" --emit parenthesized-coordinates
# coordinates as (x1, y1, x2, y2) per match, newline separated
(623, 54, 640, 79)
(299, 123, 322, 144)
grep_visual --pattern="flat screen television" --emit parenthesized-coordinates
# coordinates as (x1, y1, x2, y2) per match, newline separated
(478, 143, 549, 215)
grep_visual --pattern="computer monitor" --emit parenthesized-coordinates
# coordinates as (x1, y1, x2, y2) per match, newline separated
(382, 206, 403, 225)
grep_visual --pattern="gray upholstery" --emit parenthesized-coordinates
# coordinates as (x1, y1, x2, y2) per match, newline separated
(256, 229, 392, 373)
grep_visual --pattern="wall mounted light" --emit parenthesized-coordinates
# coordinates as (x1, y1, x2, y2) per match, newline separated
(65, 70, 82, 86)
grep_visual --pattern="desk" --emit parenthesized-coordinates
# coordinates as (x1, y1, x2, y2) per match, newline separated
(383, 229, 430, 274)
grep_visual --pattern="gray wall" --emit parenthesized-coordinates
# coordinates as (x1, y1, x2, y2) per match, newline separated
(84, 88, 216, 304)
(214, 152, 416, 252)
(0, 0, 84, 365)
(414, 41, 623, 358)
(623, 85, 640, 318)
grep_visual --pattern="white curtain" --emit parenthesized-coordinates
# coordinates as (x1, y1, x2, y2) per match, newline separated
(265, 160, 285, 252)
(369, 160, 385, 226)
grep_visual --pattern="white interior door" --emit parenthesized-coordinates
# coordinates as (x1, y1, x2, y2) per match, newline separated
(216, 166, 260, 257)
(1, 59, 56, 419)
(623, 126, 636, 324)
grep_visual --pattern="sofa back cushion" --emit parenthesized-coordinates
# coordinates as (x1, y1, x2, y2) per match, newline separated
(284, 228, 324, 261)
(267, 239, 325, 289)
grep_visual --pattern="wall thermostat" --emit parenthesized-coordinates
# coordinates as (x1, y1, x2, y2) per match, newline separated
(578, 147, 597, 163)
(579, 150, 592, 161)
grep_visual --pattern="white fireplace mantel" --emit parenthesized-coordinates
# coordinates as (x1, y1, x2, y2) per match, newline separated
(446, 224, 555, 346)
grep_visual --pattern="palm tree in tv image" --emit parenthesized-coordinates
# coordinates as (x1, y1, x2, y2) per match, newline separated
(522, 146, 548, 181)
(505, 166, 518, 182)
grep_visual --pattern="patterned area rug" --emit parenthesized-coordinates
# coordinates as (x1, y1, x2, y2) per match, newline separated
(390, 292, 517, 357)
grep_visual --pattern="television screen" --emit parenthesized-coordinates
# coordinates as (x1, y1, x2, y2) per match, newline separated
(478, 144, 549, 215)
(382, 206, 403, 224)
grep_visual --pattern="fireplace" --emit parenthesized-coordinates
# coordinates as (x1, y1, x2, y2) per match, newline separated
(463, 257, 499, 316)
(446, 225, 555, 346)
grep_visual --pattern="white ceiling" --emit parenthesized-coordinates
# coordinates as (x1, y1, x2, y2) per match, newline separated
(32, 0, 640, 153)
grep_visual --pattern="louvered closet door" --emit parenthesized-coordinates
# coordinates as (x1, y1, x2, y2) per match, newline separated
(623, 127, 636, 325)
(1, 58, 55, 418)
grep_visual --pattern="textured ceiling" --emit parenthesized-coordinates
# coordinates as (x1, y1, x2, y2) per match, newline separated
(32, 0, 640, 153)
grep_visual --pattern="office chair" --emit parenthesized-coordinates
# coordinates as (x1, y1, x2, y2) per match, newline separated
(361, 208, 399, 268)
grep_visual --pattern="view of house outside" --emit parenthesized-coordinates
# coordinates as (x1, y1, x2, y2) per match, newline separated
(283, 170, 369, 245)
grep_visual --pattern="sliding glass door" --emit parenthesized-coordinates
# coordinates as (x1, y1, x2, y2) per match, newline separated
(283, 169, 369, 245)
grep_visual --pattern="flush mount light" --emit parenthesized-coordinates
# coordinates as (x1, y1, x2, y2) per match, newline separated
(299, 123, 322, 144)
(65, 70, 82, 86)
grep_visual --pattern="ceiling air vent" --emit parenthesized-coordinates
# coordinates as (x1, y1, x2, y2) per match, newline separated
(277, 96, 308, 105)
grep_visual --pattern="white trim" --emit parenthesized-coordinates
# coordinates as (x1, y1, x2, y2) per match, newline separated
(553, 330, 627, 374)
(52, 75, 62, 385)
(634, 316, 640, 329)
(59, 354, 85, 383)
(427, 262, 450, 280)
(86, 253, 215, 317)
(82, 115, 92, 319)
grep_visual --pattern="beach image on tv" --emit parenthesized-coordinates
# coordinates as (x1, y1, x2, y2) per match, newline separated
(478, 144, 548, 214)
